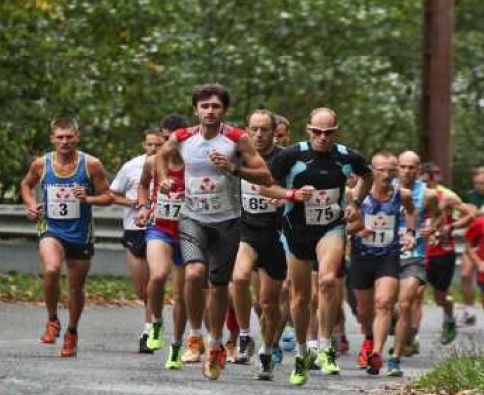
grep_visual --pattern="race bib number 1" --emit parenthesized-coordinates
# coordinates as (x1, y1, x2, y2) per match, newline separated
(46, 185, 80, 219)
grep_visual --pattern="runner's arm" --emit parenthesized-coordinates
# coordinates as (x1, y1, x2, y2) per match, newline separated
(85, 157, 113, 206)
(235, 135, 272, 186)
(20, 158, 43, 220)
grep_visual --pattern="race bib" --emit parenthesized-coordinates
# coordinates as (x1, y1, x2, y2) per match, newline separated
(304, 188, 341, 226)
(186, 175, 230, 214)
(46, 185, 80, 219)
(362, 213, 396, 247)
(399, 227, 418, 259)
(241, 180, 276, 214)
(154, 192, 184, 221)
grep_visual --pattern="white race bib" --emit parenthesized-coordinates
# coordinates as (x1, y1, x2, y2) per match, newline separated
(46, 185, 80, 219)
(304, 188, 341, 226)
(154, 192, 184, 221)
(399, 227, 418, 259)
(362, 213, 396, 247)
(187, 176, 230, 214)
(241, 180, 276, 214)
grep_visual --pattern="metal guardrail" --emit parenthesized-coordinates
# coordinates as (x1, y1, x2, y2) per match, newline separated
(0, 204, 466, 251)
(0, 204, 124, 241)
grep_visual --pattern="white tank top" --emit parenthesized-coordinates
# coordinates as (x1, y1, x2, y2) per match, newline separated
(175, 124, 245, 223)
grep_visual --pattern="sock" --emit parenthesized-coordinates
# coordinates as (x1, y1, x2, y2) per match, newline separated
(296, 343, 307, 357)
(307, 339, 319, 349)
(67, 327, 77, 335)
(153, 317, 163, 326)
(259, 344, 271, 355)
(48, 314, 58, 322)
(240, 328, 250, 337)
(444, 313, 454, 323)
(190, 328, 201, 336)
(171, 338, 182, 347)
(365, 333, 374, 340)
(319, 337, 331, 351)
(143, 322, 152, 335)
(410, 327, 418, 337)
(465, 305, 475, 314)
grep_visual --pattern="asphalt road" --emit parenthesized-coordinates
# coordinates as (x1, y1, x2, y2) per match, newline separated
(0, 303, 483, 395)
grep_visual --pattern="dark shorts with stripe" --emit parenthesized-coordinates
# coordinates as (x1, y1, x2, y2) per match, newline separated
(121, 229, 147, 258)
(349, 254, 400, 290)
(426, 252, 456, 292)
(240, 222, 287, 281)
(40, 232, 94, 260)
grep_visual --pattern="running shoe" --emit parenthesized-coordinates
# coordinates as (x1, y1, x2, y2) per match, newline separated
(457, 311, 476, 327)
(317, 346, 340, 375)
(182, 333, 205, 363)
(271, 344, 283, 364)
(387, 356, 403, 377)
(60, 332, 77, 357)
(40, 319, 61, 344)
(202, 346, 225, 380)
(440, 320, 457, 345)
(225, 340, 236, 363)
(357, 338, 373, 368)
(165, 343, 183, 370)
(147, 322, 164, 351)
(289, 355, 309, 386)
(236, 335, 255, 364)
(255, 353, 273, 381)
(139, 333, 154, 354)
(366, 352, 383, 375)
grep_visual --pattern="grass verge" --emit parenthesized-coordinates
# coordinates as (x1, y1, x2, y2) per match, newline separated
(412, 349, 484, 394)
(0, 271, 173, 306)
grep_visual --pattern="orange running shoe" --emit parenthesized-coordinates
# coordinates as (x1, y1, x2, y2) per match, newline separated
(202, 346, 224, 380)
(357, 338, 373, 368)
(40, 320, 61, 344)
(60, 332, 78, 357)
(182, 333, 205, 363)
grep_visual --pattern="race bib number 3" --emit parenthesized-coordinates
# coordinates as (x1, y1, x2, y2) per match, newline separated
(241, 180, 276, 214)
(46, 185, 80, 219)
(362, 213, 396, 247)
(304, 188, 341, 226)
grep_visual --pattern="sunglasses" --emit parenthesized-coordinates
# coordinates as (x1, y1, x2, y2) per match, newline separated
(307, 125, 338, 136)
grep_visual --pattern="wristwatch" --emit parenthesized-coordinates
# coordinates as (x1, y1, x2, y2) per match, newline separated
(135, 202, 151, 210)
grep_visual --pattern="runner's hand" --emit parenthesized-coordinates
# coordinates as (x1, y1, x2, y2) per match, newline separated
(27, 203, 43, 221)
(401, 232, 416, 252)
(135, 207, 150, 228)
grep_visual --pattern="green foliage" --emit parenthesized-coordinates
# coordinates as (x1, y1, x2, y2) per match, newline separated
(413, 349, 484, 392)
(0, 1, 483, 199)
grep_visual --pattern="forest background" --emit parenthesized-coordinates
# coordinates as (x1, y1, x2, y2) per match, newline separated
(1, 0, 483, 201)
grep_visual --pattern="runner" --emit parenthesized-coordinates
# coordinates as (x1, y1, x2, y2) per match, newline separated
(154, 83, 272, 380)
(231, 109, 286, 380)
(263, 107, 373, 385)
(464, 215, 484, 317)
(20, 118, 112, 357)
(349, 151, 416, 375)
(109, 127, 164, 353)
(419, 163, 475, 344)
(387, 151, 441, 377)
(459, 166, 484, 326)
(135, 114, 188, 369)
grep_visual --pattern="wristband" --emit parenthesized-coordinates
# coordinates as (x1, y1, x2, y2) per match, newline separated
(285, 189, 298, 202)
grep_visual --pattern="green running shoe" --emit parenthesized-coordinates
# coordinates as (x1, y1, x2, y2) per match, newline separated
(147, 322, 164, 351)
(289, 355, 309, 386)
(440, 320, 457, 345)
(165, 343, 183, 370)
(316, 346, 341, 375)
